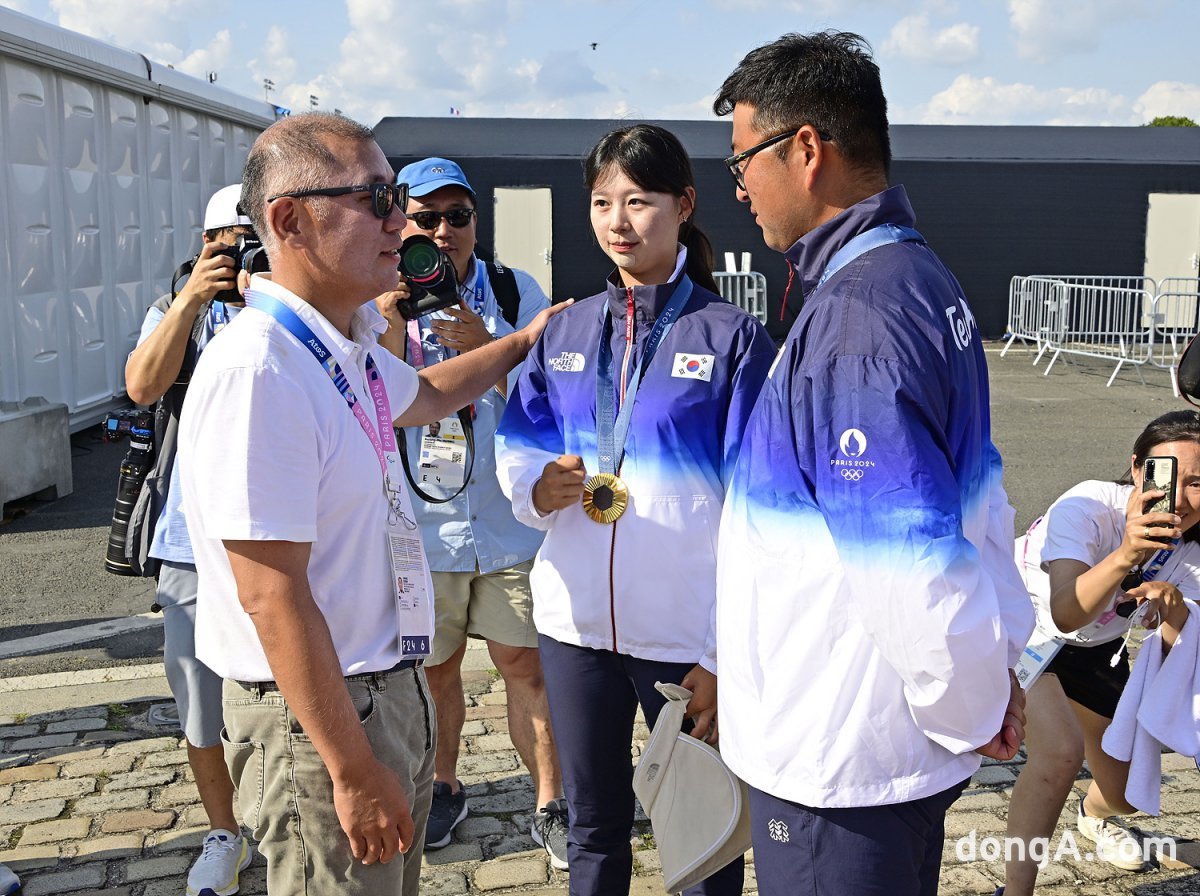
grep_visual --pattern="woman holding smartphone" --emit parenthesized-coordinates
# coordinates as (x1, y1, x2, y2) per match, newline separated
(495, 123, 775, 896)
(1003, 410, 1200, 895)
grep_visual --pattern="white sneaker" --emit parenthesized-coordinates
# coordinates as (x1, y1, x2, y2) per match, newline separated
(1076, 802, 1146, 871)
(186, 829, 253, 896)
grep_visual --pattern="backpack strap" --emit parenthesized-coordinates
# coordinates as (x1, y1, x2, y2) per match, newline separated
(481, 255, 521, 328)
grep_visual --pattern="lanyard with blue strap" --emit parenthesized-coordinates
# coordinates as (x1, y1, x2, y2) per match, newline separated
(815, 222, 925, 289)
(245, 289, 431, 658)
(394, 274, 483, 505)
(582, 276, 694, 523)
(209, 301, 233, 335)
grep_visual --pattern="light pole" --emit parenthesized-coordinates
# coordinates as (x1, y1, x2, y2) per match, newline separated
(309, 95, 319, 110)
(263, 78, 275, 102)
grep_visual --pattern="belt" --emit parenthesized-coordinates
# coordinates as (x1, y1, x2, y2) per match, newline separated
(235, 657, 422, 694)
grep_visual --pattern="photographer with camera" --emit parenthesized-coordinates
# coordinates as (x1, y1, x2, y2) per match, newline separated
(123, 183, 255, 896)
(372, 158, 568, 865)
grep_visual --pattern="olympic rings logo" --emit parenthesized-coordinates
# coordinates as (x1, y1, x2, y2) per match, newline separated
(841, 469, 864, 481)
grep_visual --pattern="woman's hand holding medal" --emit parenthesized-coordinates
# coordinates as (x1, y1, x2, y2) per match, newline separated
(533, 455, 587, 515)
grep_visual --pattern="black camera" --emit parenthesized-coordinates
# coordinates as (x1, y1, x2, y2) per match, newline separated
(395, 235, 461, 320)
(211, 235, 270, 304)
(103, 409, 154, 443)
(171, 234, 270, 305)
(102, 410, 155, 575)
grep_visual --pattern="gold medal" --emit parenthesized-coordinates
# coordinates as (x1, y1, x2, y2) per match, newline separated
(582, 472, 629, 524)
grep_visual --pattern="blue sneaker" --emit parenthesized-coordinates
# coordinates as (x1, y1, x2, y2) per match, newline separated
(425, 780, 468, 849)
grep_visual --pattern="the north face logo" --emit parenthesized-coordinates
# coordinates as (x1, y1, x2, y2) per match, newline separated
(767, 818, 789, 843)
(548, 352, 585, 373)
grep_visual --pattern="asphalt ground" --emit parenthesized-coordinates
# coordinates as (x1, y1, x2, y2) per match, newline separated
(0, 341, 1190, 679)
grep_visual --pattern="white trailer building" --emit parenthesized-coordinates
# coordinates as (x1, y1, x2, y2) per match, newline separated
(0, 7, 276, 511)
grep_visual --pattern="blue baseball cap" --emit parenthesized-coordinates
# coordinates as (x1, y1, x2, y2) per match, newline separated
(397, 157, 475, 200)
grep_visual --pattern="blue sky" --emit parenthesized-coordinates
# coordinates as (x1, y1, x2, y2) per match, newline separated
(5, 0, 1199, 127)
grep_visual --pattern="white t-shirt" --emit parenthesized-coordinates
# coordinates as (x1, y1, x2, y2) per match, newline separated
(178, 275, 426, 681)
(1019, 479, 1200, 645)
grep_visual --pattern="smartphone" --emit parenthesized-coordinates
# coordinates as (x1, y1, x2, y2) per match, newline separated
(1142, 455, 1177, 515)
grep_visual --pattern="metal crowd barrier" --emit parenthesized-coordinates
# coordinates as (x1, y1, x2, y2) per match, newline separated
(1001, 275, 1066, 364)
(1003, 275, 1158, 387)
(1148, 278, 1200, 396)
(714, 271, 769, 324)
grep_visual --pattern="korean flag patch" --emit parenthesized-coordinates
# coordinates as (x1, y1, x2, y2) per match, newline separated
(672, 353, 714, 382)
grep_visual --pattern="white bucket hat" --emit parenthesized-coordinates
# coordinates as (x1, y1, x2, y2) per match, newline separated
(632, 682, 752, 894)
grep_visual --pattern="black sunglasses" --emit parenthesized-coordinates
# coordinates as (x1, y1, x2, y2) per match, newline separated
(724, 126, 832, 191)
(408, 208, 476, 231)
(267, 182, 410, 219)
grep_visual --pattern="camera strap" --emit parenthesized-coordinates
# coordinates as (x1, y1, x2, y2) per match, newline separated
(398, 407, 476, 504)
(170, 257, 197, 300)
(397, 317, 476, 503)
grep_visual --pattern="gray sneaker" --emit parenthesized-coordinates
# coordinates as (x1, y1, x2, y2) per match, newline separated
(532, 798, 569, 871)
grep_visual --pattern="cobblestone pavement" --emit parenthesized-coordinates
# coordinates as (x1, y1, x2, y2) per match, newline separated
(2, 640, 1199, 895)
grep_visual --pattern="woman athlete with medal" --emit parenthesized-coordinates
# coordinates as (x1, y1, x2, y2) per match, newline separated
(496, 124, 775, 896)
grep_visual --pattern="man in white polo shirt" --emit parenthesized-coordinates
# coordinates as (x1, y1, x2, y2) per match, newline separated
(177, 112, 565, 896)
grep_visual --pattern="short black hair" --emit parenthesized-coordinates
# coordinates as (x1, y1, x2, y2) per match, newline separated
(713, 31, 890, 177)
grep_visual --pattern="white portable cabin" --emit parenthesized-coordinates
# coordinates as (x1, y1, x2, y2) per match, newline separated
(0, 8, 276, 509)
(0, 7, 276, 430)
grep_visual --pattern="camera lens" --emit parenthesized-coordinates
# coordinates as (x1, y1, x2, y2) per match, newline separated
(398, 236, 444, 284)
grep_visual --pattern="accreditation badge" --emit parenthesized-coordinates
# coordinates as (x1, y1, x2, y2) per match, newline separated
(417, 415, 468, 489)
(383, 473, 433, 659)
(582, 472, 629, 524)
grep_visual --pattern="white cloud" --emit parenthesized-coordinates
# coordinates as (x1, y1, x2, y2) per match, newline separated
(248, 26, 297, 91)
(882, 13, 980, 66)
(919, 74, 1131, 125)
(1134, 81, 1200, 124)
(1007, 0, 1161, 62)
(174, 29, 233, 81)
(318, 0, 613, 123)
(49, 0, 207, 52)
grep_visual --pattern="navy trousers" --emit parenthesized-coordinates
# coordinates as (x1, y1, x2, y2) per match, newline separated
(748, 777, 969, 896)
(538, 634, 744, 896)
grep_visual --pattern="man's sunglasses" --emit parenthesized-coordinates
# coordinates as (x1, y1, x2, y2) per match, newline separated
(408, 208, 476, 231)
(267, 182, 410, 219)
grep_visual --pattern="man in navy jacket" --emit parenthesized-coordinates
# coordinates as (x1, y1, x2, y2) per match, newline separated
(711, 31, 1034, 896)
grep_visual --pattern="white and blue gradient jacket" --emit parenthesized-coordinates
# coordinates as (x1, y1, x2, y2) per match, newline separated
(716, 186, 1035, 808)
(496, 258, 775, 670)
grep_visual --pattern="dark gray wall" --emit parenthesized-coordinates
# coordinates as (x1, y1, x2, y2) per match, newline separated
(896, 160, 1200, 339)
(382, 120, 1200, 342)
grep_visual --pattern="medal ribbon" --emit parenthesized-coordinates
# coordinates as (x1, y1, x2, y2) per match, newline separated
(595, 276, 694, 475)
(245, 291, 397, 479)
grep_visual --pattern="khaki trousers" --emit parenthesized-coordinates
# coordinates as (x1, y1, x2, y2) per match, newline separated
(222, 665, 436, 896)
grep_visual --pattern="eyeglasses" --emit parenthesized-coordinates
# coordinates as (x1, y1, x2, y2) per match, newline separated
(408, 208, 476, 231)
(724, 126, 832, 191)
(267, 182, 410, 219)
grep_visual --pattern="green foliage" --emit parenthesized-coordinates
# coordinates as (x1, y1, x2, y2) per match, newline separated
(1146, 115, 1198, 127)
